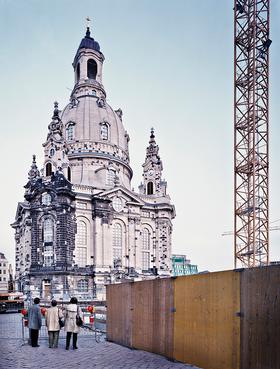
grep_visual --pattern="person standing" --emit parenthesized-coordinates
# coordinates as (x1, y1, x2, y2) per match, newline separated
(28, 297, 42, 347)
(64, 297, 82, 350)
(45, 300, 63, 348)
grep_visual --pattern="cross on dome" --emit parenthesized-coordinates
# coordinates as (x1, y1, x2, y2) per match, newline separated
(86, 16, 91, 28)
(85, 17, 92, 38)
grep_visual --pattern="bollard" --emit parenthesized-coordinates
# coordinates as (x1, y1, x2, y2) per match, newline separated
(89, 314, 94, 325)
(21, 317, 29, 345)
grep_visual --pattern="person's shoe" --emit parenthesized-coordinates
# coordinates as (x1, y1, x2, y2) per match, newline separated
(34, 345, 40, 347)
(65, 347, 69, 350)
(73, 346, 78, 350)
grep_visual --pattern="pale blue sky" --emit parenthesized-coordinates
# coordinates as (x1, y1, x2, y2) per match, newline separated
(0, 0, 279, 272)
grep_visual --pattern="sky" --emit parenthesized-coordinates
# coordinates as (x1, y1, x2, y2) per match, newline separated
(0, 0, 279, 273)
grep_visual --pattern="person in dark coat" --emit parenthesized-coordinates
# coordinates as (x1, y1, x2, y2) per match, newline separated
(28, 297, 42, 347)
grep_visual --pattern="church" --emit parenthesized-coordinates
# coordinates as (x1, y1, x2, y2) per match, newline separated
(11, 27, 175, 301)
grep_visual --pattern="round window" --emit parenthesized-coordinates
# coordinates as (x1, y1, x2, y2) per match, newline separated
(112, 197, 123, 212)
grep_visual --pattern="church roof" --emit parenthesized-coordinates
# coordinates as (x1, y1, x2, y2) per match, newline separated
(76, 27, 100, 54)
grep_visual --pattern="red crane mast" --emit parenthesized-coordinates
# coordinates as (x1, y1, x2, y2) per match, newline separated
(234, 0, 271, 268)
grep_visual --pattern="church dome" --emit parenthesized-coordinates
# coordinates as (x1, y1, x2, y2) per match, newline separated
(61, 97, 128, 159)
(79, 28, 100, 51)
(45, 28, 133, 189)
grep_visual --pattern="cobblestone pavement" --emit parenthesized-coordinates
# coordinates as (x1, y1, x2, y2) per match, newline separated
(0, 338, 201, 369)
(0, 314, 201, 369)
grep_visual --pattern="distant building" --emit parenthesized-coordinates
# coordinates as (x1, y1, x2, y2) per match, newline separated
(0, 253, 13, 293)
(172, 254, 198, 276)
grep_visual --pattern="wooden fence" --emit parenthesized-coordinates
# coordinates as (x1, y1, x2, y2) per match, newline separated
(106, 265, 280, 369)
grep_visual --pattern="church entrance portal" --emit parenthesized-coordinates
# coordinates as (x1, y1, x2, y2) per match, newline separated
(42, 279, 51, 300)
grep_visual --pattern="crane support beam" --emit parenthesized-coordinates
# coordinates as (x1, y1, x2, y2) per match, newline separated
(234, 0, 271, 268)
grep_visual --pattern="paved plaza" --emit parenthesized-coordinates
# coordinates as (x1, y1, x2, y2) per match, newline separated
(0, 314, 201, 369)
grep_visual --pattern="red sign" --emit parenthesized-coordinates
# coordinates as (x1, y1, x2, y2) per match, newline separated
(21, 309, 28, 316)
(87, 305, 94, 313)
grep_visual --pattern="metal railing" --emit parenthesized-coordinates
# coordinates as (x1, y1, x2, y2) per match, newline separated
(0, 305, 106, 345)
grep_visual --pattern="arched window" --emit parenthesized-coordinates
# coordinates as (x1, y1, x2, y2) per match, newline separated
(113, 223, 122, 265)
(75, 247, 87, 267)
(66, 124, 74, 141)
(100, 124, 108, 140)
(87, 59, 97, 79)
(42, 193, 52, 206)
(106, 169, 115, 186)
(67, 167, 71, 182)
(77, 221, 87, 245)
(77, 279, 88, 292)
(43, 218, 53, 243)
(44, 246, 54, 266)
(75, 220, 88, 266)
(76, 63, 80, 82)
(46, 163, 52, 177)
(49, 148, 55, 157)
(142, 228, 151, 270)
(147, 182, 154, 195)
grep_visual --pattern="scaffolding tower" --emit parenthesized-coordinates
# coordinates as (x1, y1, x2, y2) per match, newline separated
(234, 0, 271, 268)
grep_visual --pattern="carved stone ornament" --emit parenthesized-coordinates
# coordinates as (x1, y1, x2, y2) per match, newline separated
(28, 155, 40, 180)
(115, 108, 123, 121)
(97, 97, 106, 108)
(70, 97, 79, 109)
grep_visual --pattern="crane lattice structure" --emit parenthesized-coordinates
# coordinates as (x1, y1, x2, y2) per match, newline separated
(234, 0, 271, 268)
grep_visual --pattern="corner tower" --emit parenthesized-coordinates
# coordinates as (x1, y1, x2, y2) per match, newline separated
(139, 128, 167, 196)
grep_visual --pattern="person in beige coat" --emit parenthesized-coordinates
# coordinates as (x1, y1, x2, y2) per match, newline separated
(64, 297, 82, 350)
(45, 300, 63, 348)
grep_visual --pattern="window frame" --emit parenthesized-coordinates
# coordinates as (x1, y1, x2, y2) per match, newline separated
(66, 122, 75, 141)
(106, 168, 116, 186)
(43, 218, 54, 243)
(77, 220, 87, 246)
(100, 122, 110, 141)
(77, 279, 89, 292)
(113, 223, 122, 265)
(46, 162, 52, 177)
(142, 228, 151, 270)
(87, 59, 97, 80)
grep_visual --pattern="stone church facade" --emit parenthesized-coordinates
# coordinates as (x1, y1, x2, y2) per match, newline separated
(11, 28, 175, 301)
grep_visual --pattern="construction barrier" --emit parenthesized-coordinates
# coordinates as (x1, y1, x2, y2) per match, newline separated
(240, 266, 280, 369)
(106, 265, 280, 369)
(173, 270, 240, 369)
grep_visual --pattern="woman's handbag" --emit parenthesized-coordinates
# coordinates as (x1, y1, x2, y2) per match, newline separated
(58, 309, 64, 328)
(76, 306, 83, 327)
(76, 314, 83, 327)
(59, 317, 65, 328)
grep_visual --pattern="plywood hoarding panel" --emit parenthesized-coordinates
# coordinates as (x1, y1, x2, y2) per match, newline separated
(173, 271, 240, 369)
(240, 265, 280, 369)
(106, 283, 132, 347)
(131, 278, 174, 358)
